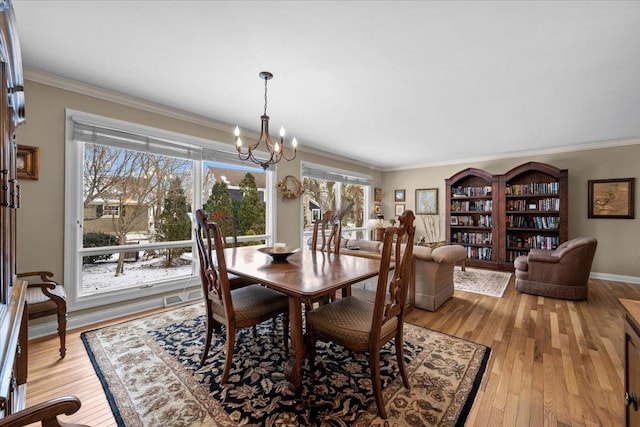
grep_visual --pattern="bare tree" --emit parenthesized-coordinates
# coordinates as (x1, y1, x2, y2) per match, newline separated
(83, 143, 191, 275)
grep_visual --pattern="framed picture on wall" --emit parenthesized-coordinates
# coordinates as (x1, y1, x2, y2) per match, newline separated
(588, 178, 635, 219)
(374, 187, 382, 202)
(374, 203, 381, 214)
(394, 189, 405, 202)
(17, 144, 40, 180)
(395, 204, 405, 216)
(416, 188, 438, 215)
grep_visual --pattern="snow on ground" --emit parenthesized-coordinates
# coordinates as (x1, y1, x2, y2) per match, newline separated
(82, 253, 194, 293)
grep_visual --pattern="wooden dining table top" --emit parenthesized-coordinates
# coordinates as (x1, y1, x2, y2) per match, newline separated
(223, 245, 382, 299)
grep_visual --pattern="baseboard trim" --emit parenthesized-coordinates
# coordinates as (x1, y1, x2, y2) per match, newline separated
(27, 287, 201, 340)
(590, 271, 640, 284)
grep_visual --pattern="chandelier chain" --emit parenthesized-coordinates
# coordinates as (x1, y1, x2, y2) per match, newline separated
(263, 77, 268, 116)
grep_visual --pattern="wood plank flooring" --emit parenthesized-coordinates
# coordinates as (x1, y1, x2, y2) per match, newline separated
(25, 276, 638, 426)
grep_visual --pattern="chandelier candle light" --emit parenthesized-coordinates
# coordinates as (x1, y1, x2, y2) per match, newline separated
(234, 71, 298, 170)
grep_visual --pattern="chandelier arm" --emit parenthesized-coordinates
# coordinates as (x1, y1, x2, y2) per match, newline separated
(280, 149, 297, 162)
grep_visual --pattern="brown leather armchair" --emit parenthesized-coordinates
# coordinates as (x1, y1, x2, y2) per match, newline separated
(514, 237, 597, 300)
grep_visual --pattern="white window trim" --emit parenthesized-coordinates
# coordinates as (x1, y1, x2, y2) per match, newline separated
(65, 109, 275, 311)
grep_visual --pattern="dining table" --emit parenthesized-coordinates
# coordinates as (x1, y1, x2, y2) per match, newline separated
(223, 245, 383, 392)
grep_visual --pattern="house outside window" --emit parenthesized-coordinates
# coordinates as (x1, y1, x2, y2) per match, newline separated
(65, 110, 274, 311)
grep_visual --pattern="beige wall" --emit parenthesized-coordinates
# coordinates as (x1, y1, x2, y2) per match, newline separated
(15, 79, 382, 289)
(382, 146, 640, 277)
(16, 77, 640, 305)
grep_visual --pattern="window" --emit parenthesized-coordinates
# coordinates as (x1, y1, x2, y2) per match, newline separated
(301, 162, 371, 243)
(95, 204, 120, 218)
(202, 162, 269, 246)
(65, 110, 274, 310)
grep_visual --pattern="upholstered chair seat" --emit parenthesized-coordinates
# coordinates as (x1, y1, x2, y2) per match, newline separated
(307, 297, 398, 346)
(209, 284, 289, 321)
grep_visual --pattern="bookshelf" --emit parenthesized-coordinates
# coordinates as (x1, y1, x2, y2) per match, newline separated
(445, 168, 500, 269)
(500, 162, 568, 269)
(446, 162, 568, 271)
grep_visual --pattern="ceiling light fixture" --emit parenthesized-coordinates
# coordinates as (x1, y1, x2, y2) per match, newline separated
(234, 71, 297, 170)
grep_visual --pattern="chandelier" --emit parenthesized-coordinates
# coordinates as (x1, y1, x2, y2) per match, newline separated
(234, 71, 298, 170)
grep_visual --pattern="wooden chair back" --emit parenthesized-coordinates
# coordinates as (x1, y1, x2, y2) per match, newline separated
(207, 210, 238, 248)
(195, 209, 233, 315)
(372, 209, 415, 339)
(311, 210, 342, 254)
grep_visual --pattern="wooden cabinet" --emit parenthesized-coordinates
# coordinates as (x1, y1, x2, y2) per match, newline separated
(621, 299, 640, 427)
(499, 162, 568, 269)
(0, 0, 27, 418)
(445, 168, 500, 269)
(445, 162, 568, 271)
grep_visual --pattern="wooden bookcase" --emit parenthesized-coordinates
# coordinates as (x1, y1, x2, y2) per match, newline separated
(445, 168, 500, 269)
(499, 162, 568, 270)
(446, 162, 568, 271)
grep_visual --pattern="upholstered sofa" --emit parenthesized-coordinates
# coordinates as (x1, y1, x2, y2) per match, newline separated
(309, 237, 467, 311)
(513, 237, 597, 300)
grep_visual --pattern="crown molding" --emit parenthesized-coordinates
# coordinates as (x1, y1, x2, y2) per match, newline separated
(25, 67, 237, 133)
(384, 136, 640, 172)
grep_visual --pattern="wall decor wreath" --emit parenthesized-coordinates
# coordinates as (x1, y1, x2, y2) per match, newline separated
(277, 175, 305, 200)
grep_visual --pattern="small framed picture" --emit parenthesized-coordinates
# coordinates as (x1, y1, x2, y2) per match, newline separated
(394, 189, 405, 202)
(311, 208, 321, 222)
(528, 203, 537, 210)
(416, 188, 438, 215)
(374, 187, 382, 202)
(395, 204, 405, 216)
(17, 144, 40, 180)
(374, 203, 381, 214)
(450, 216, 459, 225)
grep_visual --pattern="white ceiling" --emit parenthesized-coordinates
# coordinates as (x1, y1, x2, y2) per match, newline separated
(11, 1, 640, 170)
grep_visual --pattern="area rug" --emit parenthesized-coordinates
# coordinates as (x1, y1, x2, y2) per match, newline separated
(454, 266, 512, 297)
(81, 303, 491, 427)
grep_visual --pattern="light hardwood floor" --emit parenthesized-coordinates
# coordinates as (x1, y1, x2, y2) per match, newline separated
(26, 276, 638, 426)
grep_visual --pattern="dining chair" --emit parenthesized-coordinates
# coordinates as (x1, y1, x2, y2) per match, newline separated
(307, 209, 416, 419)
(311, 210, 342, 254)
(194, 209, 290, 384)
(16, 270, 67, 358)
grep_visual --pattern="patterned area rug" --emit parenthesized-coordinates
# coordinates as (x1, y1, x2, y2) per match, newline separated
(82, 303, 490, 426)
(454, 266, 512, 297)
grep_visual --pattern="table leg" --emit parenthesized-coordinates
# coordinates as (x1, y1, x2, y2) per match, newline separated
(284, 295, 304, 391)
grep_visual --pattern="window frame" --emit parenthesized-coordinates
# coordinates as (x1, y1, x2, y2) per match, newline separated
(65, 110, 275, 311)
(300, 161, 372, 246)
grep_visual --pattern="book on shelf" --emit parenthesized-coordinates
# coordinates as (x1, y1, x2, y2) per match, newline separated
(505, 182, 559, 195)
